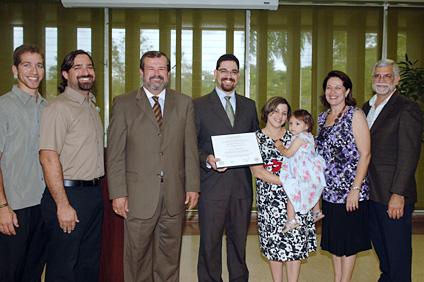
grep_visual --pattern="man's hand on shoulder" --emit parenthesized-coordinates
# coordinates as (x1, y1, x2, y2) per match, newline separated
(206, 154, 227, 172)
(387, 193, 405, 219)
(185, 192, 199, 210)
(0, 206, 18, 235)
(57, 204, 79, 233)
(112, 197, 129, 219)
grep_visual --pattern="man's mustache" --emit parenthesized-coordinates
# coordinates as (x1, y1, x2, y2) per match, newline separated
(149, 75, 164, 81)
(77, 75, 94, 80)
(374, 83, 390, 87)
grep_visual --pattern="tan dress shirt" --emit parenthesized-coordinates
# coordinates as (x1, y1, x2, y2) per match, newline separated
(39, 87, 104, 180)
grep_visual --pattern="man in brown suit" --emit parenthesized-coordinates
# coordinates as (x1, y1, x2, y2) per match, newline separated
(107, 51, 200, 282)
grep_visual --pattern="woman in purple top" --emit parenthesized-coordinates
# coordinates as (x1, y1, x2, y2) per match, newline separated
(316, 70, 371, 282)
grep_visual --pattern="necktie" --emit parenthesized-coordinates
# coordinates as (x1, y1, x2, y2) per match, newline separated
(152, 96, 163, 130)
(224, 96, 235, 127)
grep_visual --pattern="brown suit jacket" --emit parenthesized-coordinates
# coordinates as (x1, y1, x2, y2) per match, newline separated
(107, 88, 200, 219)
(362, 90, 422, 206)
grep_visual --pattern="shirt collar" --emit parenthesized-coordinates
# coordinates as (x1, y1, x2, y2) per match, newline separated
(368, 88, 396, 108)
(215, 86, 235, 100)
(64, 86, 96, 104)
(11, 84, 46, 105)
(143, 86, 166, 101)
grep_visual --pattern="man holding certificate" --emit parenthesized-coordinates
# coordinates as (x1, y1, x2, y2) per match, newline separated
(194, 54, 259, 282)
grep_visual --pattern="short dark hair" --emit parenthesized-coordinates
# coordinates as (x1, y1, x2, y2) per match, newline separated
(291, 109, 314, 132)
(320, 70, 356, 108)
(140, 51, 170, 72)
(59, 50, 94, 93)
(13, 44, 44, 67)
(216, 54, 239, 71)
(260, 96, 291, 124)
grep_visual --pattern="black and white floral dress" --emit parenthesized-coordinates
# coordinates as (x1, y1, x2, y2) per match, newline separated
(256, 129, 317, 261)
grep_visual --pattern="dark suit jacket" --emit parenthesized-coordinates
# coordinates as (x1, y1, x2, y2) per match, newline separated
(363, 90, 422, 206)
(193, 89, 259, 200)
(107, 88, 200, 219)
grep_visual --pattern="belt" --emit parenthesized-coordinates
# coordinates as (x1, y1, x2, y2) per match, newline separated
(64, 178, 100, 187)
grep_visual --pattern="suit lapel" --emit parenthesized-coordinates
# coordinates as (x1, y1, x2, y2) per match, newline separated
(209, 90, 233, 130)
(369, 91, 399, 134)
(233, 93, 244, 130)
(363, 101, 370, 116)
(162, 89, 175, 130)
(136, 88, 160, 131)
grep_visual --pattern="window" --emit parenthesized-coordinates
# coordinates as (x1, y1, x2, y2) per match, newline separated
(45, 27, 58, 100)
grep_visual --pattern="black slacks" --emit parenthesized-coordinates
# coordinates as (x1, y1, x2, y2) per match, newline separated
(0, 204, 47, 282)
(369, 200, 414, 282)
(41, 185, 104, 282)
(197, 195, 252, 282)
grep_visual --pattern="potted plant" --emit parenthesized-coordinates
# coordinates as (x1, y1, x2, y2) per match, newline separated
(398, 54, 424, 103)
(398, 54, 424, 141)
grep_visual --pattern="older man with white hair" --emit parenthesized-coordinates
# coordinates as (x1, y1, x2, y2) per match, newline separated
(362, 59, 422, 282)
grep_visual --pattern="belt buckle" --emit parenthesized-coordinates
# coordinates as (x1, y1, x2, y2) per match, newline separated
(92, 178, 99, 186)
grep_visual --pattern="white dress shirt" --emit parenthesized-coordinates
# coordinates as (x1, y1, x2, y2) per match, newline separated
(366, 89, 396, 129)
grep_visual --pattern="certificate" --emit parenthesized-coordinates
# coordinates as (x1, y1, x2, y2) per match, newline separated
(211, 132, 263, 168)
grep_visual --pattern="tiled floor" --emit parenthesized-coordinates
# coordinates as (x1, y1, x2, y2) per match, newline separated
(180, 234, 424, 282)
(180, 217, 424, 281)
(41, 216, 424, 281)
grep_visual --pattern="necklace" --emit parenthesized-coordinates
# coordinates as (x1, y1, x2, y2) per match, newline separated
(318, 105, 347, 142)
(329, 104, 347, 124)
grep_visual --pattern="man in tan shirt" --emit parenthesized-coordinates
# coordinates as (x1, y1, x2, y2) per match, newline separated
(39, 50, 104, 282)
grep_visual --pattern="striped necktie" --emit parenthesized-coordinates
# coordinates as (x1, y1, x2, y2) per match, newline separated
(152, 96, 163, 130)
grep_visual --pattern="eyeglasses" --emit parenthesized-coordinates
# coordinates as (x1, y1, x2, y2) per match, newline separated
(217, 69, 239, 75)
(373, 74, 394, 82)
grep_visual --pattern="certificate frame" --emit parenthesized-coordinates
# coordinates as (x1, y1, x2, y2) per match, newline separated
(211, 132, 263, 169)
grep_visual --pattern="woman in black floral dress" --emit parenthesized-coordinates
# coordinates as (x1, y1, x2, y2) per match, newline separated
(316, 71, 371, 282)
(251, 97, 317, 282)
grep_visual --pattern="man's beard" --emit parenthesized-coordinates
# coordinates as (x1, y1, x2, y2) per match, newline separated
(144, 75, 168, 91)
(220, 77, 236, 92)
(77, 75, 94, 91)
(372, 82, 395, 95)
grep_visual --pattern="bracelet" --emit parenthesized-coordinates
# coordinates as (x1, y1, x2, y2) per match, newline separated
(0, 202, 8, 208)
(351, 185, 361, 191)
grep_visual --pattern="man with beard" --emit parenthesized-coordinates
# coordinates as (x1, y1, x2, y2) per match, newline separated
(362, 59, 422, 282)
(39, 50, 104, 282)
(194, 54, 259, 281)
(0, 45, 47, 282)
(107, 51, 200, 282)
